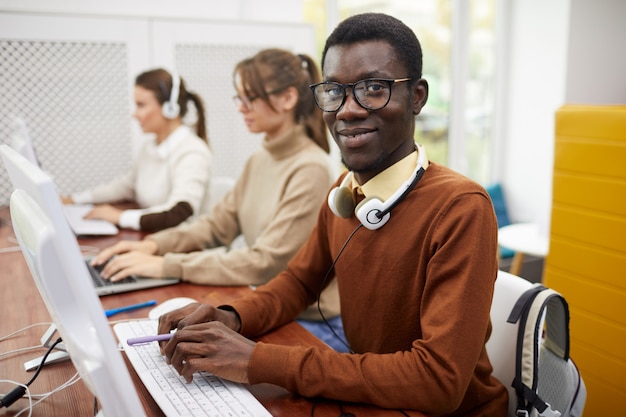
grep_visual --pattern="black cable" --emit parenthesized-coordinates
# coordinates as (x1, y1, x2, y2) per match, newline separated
(311, 224, 416, 417)
(0, 337, 63, 408)
(315, 223, 363, 354)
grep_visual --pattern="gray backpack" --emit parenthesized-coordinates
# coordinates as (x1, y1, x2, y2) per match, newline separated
(507, 285, 587, 417)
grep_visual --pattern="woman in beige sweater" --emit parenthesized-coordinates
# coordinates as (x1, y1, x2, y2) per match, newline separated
(91, 49, 345, 351)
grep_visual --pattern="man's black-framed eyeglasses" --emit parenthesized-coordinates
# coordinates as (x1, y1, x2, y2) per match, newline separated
(309, 78, 412, 112)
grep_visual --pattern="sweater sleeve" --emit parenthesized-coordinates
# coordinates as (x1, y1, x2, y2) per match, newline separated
(147, 162, 331, 286)
(123, 141, 212, 231)
(71, 169, 136, 204)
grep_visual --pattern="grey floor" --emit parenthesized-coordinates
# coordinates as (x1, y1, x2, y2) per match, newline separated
(499, 255, 545, 284)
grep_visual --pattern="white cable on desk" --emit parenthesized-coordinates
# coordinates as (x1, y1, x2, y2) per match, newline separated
(0, 322, 54, 343)
(0, 236, 21, 254)
(0, 345, 45, 360)
(13, 372, 81, 417)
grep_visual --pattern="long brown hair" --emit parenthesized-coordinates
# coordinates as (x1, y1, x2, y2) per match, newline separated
(135, 68, 209, 145)
(234, 49, 328, 153)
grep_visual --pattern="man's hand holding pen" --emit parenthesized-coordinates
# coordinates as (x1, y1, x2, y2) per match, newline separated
(156, 303, 254, 384)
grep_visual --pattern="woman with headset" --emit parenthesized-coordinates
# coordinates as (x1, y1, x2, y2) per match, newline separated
(91, 49, 344, 351)
(62, 68, 212, 232)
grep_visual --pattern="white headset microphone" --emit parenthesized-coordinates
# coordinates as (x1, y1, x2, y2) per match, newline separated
(327, 144, 428, 230)
(161, 72, 181, 119)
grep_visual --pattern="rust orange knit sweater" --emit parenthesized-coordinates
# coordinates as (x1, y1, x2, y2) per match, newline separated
(231, 162, 508, 416)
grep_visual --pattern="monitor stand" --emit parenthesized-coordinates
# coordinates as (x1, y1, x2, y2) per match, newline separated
(23, 324, 70, 371)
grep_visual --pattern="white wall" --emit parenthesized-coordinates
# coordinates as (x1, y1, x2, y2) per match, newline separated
(565, 0, 626, 104)
(500, 0, 570, 234)
(4, 0, 625, 228)
(501, 0, 626, 236)
(0, 0, 313, 204)
(0, 0, 303, 22)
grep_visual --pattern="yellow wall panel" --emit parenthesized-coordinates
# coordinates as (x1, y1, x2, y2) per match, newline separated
(545, 105, 626, 416)
(555, 105, 626, 140)
(571, 342, 626, 399)
(553, 138, 626, 178)
(546, 270, 626, 326)
(552, 175, 626, 216)
(579, 373, 625, 417)
(548, 240, 626, 290)
(550, 206, 626, 250)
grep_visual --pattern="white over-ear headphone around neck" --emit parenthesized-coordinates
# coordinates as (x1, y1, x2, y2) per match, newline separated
(161, 73, 181, 119)
(328, 144, 428, 231)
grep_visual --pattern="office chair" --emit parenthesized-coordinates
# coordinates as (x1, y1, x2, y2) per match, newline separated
(208, 176, 236, 212)
(486, 270, 534, 416)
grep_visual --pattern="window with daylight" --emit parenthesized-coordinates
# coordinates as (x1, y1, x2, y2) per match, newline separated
(304, 0, 498, 185)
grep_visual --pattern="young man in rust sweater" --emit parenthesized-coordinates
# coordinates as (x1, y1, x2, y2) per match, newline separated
(157, 12, 508, 416)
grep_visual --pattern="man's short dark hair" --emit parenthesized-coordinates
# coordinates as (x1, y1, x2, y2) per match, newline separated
(321, 13, 423, 80)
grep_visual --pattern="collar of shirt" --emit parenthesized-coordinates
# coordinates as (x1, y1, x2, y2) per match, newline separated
(154, 125, 191, 159)
(351, 149, 419, 201)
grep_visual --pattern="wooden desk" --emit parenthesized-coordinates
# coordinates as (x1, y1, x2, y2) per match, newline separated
(0, 208, 410, 417)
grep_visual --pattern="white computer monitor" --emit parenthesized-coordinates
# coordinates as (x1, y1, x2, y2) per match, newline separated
(0, 144, 145, 417)
(9, 117, 40, 167)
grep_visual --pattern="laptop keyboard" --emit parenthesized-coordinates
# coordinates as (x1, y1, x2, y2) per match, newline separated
(115, 320, 271, 417)
(86, 260, 137, 287)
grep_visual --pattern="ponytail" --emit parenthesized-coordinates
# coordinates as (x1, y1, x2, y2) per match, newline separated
(296, 54, 329, 153)
(187, 92, 209, 146)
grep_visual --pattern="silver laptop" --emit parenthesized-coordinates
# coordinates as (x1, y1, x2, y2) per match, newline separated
(0, 144, 179, 296)
(86, 257, 179, 296)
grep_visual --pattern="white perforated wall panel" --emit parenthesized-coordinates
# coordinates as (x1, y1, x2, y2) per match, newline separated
(0, 13, 317, 207)
(0, 39, 133, 206)
(176, 43, 268, 180)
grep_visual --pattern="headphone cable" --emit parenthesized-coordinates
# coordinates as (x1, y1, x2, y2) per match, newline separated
(316, 223, 363, 354)
(312, 223, 416, 417)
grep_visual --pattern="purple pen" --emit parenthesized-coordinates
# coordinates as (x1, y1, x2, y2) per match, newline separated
(127, 333, 173, 346)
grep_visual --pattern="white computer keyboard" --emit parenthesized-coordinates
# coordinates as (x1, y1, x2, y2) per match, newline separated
(114, 320, 272, 417)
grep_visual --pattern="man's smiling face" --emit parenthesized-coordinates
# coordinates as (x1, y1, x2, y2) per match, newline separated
(322, 40, 427, 184)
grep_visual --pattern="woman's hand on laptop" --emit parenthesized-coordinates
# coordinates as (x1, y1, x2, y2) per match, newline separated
(100, 252, 165, 281)
(91, 240, 159, 267)
(84, 204, 122, 225)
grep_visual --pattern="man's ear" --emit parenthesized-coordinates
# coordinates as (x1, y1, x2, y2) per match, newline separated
(412, 78, 429, 115)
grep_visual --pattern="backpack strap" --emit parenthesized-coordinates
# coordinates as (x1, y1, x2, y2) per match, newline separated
(507, 285, 570, 417)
